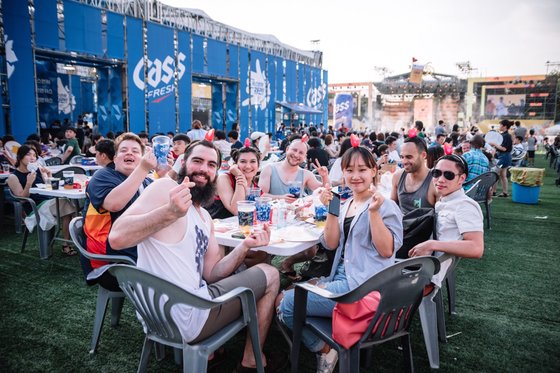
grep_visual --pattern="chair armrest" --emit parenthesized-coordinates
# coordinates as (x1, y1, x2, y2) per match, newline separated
(211, 286, 255, 304)
(79, 250, 136, 265)
(296, 280, 379, 304)
(295, 281, 342, 300)
(9, 193, 40, 219)
(212, 286, 260, 323)
(464, 180, 480, 196)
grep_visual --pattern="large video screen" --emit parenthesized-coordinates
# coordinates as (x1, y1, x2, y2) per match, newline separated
(485, 94, 526, 118)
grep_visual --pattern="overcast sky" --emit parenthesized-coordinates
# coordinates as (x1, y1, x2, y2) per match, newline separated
(160, 0, 560, 83)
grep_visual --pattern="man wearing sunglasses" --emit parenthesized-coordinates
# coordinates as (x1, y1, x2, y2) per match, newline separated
(408, 154, 484, 286)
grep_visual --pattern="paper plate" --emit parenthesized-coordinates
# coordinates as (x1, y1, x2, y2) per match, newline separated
(273, 226, 320, 242)
(484, 131, 502, 146)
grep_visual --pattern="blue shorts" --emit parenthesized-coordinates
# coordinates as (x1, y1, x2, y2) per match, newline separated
(497, 152, 512, 168)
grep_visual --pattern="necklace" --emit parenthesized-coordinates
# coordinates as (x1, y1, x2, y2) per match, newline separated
(350, 199, 367, 212)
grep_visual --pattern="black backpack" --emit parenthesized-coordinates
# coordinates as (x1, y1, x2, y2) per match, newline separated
(396, 208, 436, 259)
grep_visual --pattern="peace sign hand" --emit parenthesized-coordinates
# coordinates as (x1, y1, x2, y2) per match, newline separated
(311, 159, 329, 185)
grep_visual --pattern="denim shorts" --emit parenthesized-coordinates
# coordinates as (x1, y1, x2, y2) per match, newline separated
(497, 152, 512, 168)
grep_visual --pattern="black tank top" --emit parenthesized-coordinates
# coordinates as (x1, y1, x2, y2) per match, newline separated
(397, 171, 434, 214)
(11, 169, 50, 211)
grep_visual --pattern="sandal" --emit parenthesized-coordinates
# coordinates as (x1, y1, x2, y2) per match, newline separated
(62, 245, 77, 256)
(497, 192, 509, 197)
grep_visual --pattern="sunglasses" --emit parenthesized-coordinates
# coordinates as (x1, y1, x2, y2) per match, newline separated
(431, 168, 461, 181)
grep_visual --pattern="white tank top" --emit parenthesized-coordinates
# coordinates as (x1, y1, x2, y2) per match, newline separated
(137, 207, 212, 342)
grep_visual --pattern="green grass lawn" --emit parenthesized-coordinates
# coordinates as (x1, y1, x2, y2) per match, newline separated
(1, 156, 559, 372)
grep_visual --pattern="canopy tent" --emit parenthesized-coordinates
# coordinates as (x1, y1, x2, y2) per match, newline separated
(544, 124, 560, 136)
(275, 101, 322, 114)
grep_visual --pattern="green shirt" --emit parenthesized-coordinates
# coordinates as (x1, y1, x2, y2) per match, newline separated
(64, 138, 81, 164)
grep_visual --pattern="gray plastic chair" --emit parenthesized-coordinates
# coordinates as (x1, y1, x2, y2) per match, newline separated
(109, 264, 264, 373)
(8, 189, 53, 258)
(52, 166, 87, 179)
(463, 171, 499, 229)
(69, 217, 135, 354)
(418, 254, 461, 369)
(289, 257, 440, 373)
(44, 156, 62, 166)
(2, 181, 24, 234)
(69, 155, 84, 165)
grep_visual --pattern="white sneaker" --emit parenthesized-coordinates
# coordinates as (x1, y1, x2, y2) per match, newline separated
(316, 348, 338, 373)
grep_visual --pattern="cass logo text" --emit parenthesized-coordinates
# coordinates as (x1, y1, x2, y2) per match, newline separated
(133, 53, 186, 103)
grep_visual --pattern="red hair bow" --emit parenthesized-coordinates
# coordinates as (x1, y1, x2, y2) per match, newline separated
(301, 134, 309, 143)
(204, 129, 215, 141)
(444, 143, 453, 155)
(350, 134, 360, 148)
(408, 128, 418, 138)
(244, 138, 251, 148)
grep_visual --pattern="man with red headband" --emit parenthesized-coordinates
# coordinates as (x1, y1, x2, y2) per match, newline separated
(259, 137, 330, 279)
(258, 138, 328, 203)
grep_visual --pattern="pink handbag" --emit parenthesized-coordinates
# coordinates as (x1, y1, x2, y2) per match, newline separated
(331, 291, 381, 349)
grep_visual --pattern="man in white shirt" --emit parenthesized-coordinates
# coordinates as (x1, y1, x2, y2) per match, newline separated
(409, 154, 484, 287)
(109, 140, 283, 371)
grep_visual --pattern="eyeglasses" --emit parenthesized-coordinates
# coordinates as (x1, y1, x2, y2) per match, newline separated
(431, 168, 461, 181)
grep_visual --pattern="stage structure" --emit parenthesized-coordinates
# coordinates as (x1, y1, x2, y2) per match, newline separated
(374, 72, 467, 133)
(0, 0, 328, 141)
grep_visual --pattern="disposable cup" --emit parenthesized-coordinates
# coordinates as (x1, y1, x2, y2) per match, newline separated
(237, 201, 256, 237)
(63, 171, 74, 190)
(152, 135, 171, 167)
(50, 177, 60, 190)
(247, 186, 261, 202)
(255, 197, 272, 224)
(288, 180, 302, 198)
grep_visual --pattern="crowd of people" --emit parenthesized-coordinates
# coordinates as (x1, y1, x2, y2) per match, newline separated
(2, 116, 557, 373)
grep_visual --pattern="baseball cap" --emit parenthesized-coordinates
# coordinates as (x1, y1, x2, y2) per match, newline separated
(250, 131, 266, 141)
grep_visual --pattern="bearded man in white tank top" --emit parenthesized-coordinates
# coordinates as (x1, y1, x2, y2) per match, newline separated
(109, 140, 283, 372)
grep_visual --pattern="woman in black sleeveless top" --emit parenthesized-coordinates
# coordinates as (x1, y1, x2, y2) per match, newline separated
(207, 145, 261, 219)
(6, 144, 51, 208)
(7, 144, 77, 255)
(207, 145, 267, 267)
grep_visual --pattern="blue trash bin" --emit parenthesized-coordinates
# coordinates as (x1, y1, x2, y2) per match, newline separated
(511, 182, 541, 204)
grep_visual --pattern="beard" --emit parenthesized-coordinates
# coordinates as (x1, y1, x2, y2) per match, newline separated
(406, 160, 423, 173)
(188, 171, 217, 207)
(287, 154, 301, 167)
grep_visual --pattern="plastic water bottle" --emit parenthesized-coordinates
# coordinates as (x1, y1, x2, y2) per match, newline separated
(272, 199, 287, 229)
